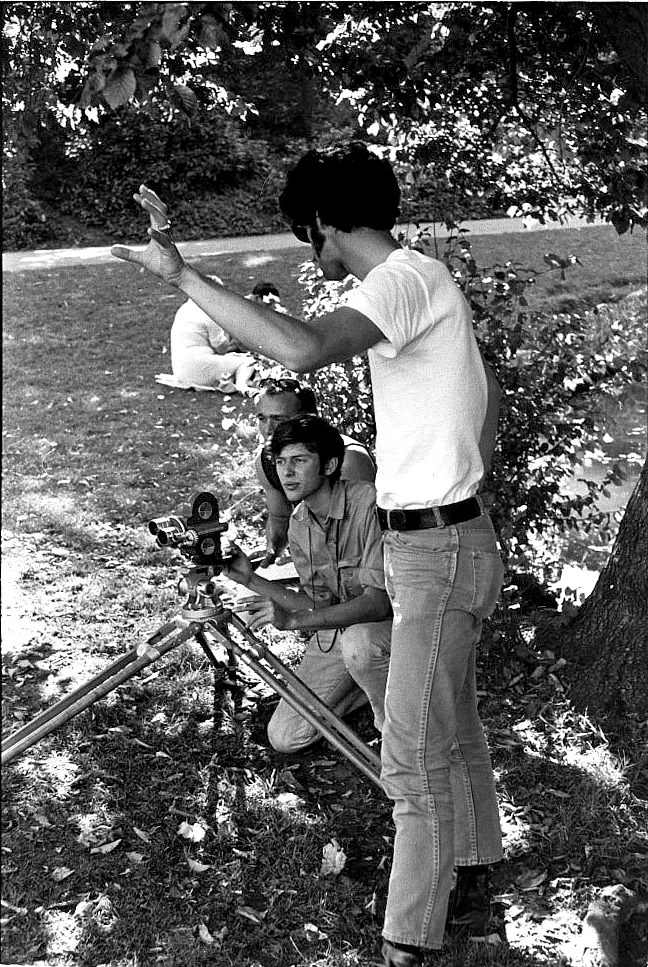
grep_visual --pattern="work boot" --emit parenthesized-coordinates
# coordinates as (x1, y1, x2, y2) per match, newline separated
(381, 939, 425, 966)
(445, 864, 492, 939)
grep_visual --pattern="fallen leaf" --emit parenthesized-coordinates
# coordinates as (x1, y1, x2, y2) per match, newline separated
(51, 866, 75, 881)
(516, 868, 548, 891)
(237, 904, 266, 924)
(177, 821, 207, 843)
(125, 851, 145, 863)
(90, 839, 121, 854)
(276, 792, 302, 808)
(133, 827, 151, 843)
(320, 839, 347, 877)
(197, 922, 214, 944)
(303, 921, 329, 941)
(187, 858, 211, 873)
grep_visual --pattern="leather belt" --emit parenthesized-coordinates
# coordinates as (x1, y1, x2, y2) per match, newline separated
(377, 496, 483, 531)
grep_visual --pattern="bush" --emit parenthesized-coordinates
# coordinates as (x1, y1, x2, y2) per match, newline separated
(55, 108, 271, 241)
(2, 153, 50, 250)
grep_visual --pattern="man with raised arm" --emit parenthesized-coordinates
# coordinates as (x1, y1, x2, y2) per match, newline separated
(112, 142, 503, 967)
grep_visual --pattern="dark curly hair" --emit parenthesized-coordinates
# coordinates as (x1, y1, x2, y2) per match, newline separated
(270, 415, 345, 482)
(279, 142, 400, 241)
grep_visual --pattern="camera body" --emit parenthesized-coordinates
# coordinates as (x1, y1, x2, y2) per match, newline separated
(149, 491, 230, 568)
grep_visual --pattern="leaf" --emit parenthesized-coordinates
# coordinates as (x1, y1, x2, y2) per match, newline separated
(237, 904, 267, 923)
(303, 921, 329, 941)
(147, 40, 162, 68)
(125, 851, 145, 863)
(320, 839, 347, 877)
(197, 922, 215, 944)
(177, 821, 207, 842)
(90, 838, 121, 854)
(173, 84, 198, 116)
(133, 827, 151, 843)
(516, 868, 548, 891)
(102, 68, 137, 110)
(51, 866, 74, 881)
(187, 858, 211, 873)
(276, 792, 302, 808)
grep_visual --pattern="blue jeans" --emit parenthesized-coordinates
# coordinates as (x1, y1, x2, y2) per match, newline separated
(267, 621, 392, 753)
(381, 515, 504, 950)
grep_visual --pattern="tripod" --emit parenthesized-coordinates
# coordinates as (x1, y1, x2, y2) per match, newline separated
(1, 565, 382, 787)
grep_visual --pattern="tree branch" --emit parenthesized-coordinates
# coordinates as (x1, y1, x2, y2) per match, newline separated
(506, 2, 518, 107)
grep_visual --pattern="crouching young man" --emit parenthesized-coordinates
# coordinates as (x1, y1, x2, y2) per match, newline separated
(223, 414, 392, 753)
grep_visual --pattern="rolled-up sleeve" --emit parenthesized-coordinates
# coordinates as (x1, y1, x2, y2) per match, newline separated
(357, 494, 386, 592)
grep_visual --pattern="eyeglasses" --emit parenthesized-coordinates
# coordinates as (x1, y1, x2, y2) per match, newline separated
(258, 377, 302, 394)
(291, 223, 310, 244)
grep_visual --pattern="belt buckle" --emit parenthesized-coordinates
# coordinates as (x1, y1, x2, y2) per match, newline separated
(387, 509, 408, 530)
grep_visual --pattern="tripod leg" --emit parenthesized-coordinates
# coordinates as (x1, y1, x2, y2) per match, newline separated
(202, 619, 382, 788)
(2, 620, 201, 766)
(195, 630, 237, 687)
(230, 615, 382, 773)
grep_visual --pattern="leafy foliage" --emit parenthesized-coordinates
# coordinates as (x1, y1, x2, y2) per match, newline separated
(3, 3, 647, 249)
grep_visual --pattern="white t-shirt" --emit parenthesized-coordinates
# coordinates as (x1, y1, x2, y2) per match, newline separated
(171, 299, 234, 356)
(345, 248, 487, 509)
(170, 298, 252, 386)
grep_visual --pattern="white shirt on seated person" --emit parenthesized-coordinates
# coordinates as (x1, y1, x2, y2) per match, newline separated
(170, 278, 256, 390)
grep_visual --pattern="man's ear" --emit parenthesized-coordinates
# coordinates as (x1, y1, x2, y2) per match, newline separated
(323, 456, 339, 478)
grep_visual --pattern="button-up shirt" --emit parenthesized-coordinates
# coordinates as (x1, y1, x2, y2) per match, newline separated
(288, 479, 386, 609)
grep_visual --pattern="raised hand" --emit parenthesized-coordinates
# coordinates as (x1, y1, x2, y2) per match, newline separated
(110, 184, 186, 287)
(135, 184, 171, 231)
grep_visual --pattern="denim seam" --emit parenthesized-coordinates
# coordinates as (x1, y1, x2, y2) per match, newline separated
(417, 527, 458, 941)
(455, 742, 479, 861)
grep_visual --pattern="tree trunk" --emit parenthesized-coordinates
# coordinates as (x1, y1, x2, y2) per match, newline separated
(563, 454, 648, 727)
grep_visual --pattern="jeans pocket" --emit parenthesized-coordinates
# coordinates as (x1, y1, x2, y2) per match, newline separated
(470, 551, 504, 618)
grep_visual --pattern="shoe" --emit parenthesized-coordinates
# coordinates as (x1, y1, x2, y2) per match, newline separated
(381, 939, 425, 966)
(445, 865, 491, 939)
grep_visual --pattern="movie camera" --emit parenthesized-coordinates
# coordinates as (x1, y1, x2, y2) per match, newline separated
(148, 491, 230, 568)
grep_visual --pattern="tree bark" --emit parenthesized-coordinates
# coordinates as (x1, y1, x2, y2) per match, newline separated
(563, 454, 648, 727)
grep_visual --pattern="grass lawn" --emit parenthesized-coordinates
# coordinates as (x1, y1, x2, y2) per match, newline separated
(2, 223, 647, 967)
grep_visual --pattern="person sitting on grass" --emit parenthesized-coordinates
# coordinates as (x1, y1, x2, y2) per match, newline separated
(253, 376, 376, 565)
(224, 414, 392, 754)
(169, 274, 258, 393)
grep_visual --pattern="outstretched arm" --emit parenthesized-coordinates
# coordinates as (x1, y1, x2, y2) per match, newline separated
(111, 186, 383, 372)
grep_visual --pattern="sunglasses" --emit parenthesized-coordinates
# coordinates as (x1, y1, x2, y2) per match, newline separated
(257, 377, 302, 393)
(291, 223, 310, 244)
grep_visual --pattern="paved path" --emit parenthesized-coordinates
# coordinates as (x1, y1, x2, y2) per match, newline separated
(2, 215, 604, 273)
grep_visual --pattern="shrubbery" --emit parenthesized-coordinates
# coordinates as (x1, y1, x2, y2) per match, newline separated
(2, 108, 501, 250)
(2, 154, 50, 250)
(2, 108, 293, 250)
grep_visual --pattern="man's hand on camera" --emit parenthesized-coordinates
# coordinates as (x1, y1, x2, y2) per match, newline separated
(238, 597, 290, 632)
(222, 543, 254, 587)
(110, 184, 187, 287)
